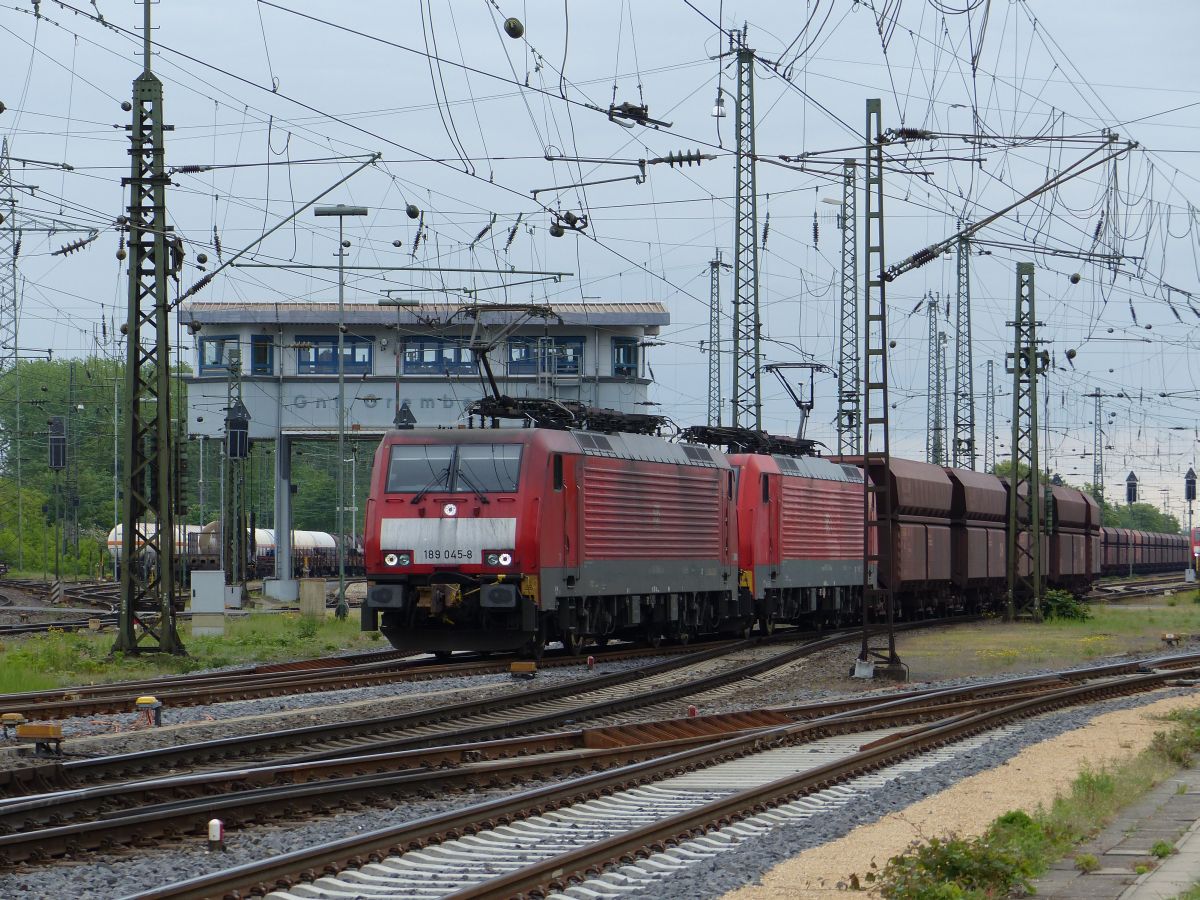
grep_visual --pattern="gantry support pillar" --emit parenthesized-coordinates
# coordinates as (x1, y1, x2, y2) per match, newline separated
(836, 159, 860, 454)
(952, 230, 976, 468)
(1005, 262, 1047, 622)
(113, 0, 184, 654)
(730, 32, 761, 429)
(857, 98, 904, 680)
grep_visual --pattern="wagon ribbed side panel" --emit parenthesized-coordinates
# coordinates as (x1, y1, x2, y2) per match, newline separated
(581, 463, 722, 560)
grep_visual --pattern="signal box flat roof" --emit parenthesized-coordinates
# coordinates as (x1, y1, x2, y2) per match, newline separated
(181, 300, 669, 327)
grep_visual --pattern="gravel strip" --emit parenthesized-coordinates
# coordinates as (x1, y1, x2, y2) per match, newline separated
(0, 787, 528, 900)
(636, 687, 1196, 900)
(0, 686, 1184, 899)
(0, 653, 676, 762)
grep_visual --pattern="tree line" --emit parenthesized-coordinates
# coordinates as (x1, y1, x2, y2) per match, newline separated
(0, 356, 375, 577)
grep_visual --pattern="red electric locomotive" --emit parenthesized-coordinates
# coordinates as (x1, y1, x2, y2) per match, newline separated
(362, 427, 743, 656)
(729, 453, 867, 631)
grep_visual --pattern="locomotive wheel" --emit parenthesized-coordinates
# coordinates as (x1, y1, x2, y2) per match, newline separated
(759, 615, 776, 636)
(433, 650, 453, 662)
(737, 620, 753, 640)
(644, 627, 663, 649)
(677, 631, 691, 646)
(523, 637, 545, 661)
(562, 631, 585, 656)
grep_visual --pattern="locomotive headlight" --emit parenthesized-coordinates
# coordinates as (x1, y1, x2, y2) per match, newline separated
(397, 552, 412, 566)
(384, 553, 399, 566)
(498, 552, 513, 566)
(484, 549, 514, 567)
(485, 552, 500, 566)
(384, 551, 411, 567)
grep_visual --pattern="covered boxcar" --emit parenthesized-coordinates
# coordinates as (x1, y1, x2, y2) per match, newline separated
(1047, 486, 1091, 592)
(943, 467, 1006, 607)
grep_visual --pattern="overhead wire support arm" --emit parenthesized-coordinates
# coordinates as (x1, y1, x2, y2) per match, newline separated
(171, 153, 381, 309)
(531, 151, 715, 197)
(884, 135, 1135, 281)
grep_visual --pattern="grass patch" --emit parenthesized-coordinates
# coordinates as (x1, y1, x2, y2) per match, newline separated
(856, 708, 1200, 898)
(898, 605, 1200, 680)
(0, 613, 378, 692)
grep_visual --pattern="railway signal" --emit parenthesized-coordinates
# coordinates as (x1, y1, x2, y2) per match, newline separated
(1126, 471, 1138, 505)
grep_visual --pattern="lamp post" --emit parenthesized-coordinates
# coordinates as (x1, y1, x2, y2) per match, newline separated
(1126, 471, 1138, 577)
(1186, 467, 1196, 581)
(315, 204, 368, 620)
(344, 451, 357, 553)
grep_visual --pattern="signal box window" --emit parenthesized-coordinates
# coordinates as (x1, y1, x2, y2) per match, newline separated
(403, 339, 474, 375)
(296, 335, 372, 374)
(508, 337, 585, 375)
(250, 335, 274, 375)
(612, 338, 639, 377)
(199, 336, 238, 374)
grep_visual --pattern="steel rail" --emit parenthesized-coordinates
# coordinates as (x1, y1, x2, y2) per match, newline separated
(129, 665, 1193, 900)
(1, 632, 811, 795)
(0, 677, 1078, 854)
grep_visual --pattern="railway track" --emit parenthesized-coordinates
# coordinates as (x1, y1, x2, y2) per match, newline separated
(126, 657, 1199, 900)
(0, 631, 1189, 873)
(0, 629, 860, 794)
(0, 672, 1079, 867)
(1088, 573, 1193, 601)
(0, 635, 739, 724)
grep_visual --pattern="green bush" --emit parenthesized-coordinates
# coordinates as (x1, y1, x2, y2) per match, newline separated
(1151, 840, 1175, 859)
(868, 711, 1200, 899)
(1043, 588, 1092, 621)
(875, 830, 1039, 899)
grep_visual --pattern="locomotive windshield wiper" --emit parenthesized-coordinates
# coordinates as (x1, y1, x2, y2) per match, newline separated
(454, 468, 492, 505)
(410, 467, 451, 505)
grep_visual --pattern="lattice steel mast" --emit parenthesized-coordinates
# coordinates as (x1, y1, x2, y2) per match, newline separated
(707, 251, 728, 426)
(952, 230, 976, 468)
(0, 140, 17, 378)
(113, 0, 184, 654)
(1084, 390, 1106, 502)
(983, 359, 996, 472)
(222, 351, 248, 587)
(836, 159, 860, 454)
(926, 294, 947, 465)
(858, 99, 903, 677)
(730, 29, 761, 429)
(1005, 263, 1046, 622)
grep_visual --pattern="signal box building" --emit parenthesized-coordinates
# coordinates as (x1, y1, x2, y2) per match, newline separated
(180, 299, 668, 599)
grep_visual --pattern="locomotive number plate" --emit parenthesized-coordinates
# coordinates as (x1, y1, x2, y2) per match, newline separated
(421, 548, 476, 561)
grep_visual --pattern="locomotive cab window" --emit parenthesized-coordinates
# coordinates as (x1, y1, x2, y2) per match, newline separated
(386, 443, 522, 495)
(456, 444, 521, 492)
(386, 445, 453, 494)
(552, 453, 563, 490)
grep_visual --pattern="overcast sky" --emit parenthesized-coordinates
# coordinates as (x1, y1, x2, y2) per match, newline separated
(3, 1, 1199, 519)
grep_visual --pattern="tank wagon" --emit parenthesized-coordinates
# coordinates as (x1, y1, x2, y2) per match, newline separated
(108, 525, 357, 580)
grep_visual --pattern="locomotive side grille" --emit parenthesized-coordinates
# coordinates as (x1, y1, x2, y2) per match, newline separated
(779, 477, 863, 558)
(582, 465, 722, 559)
